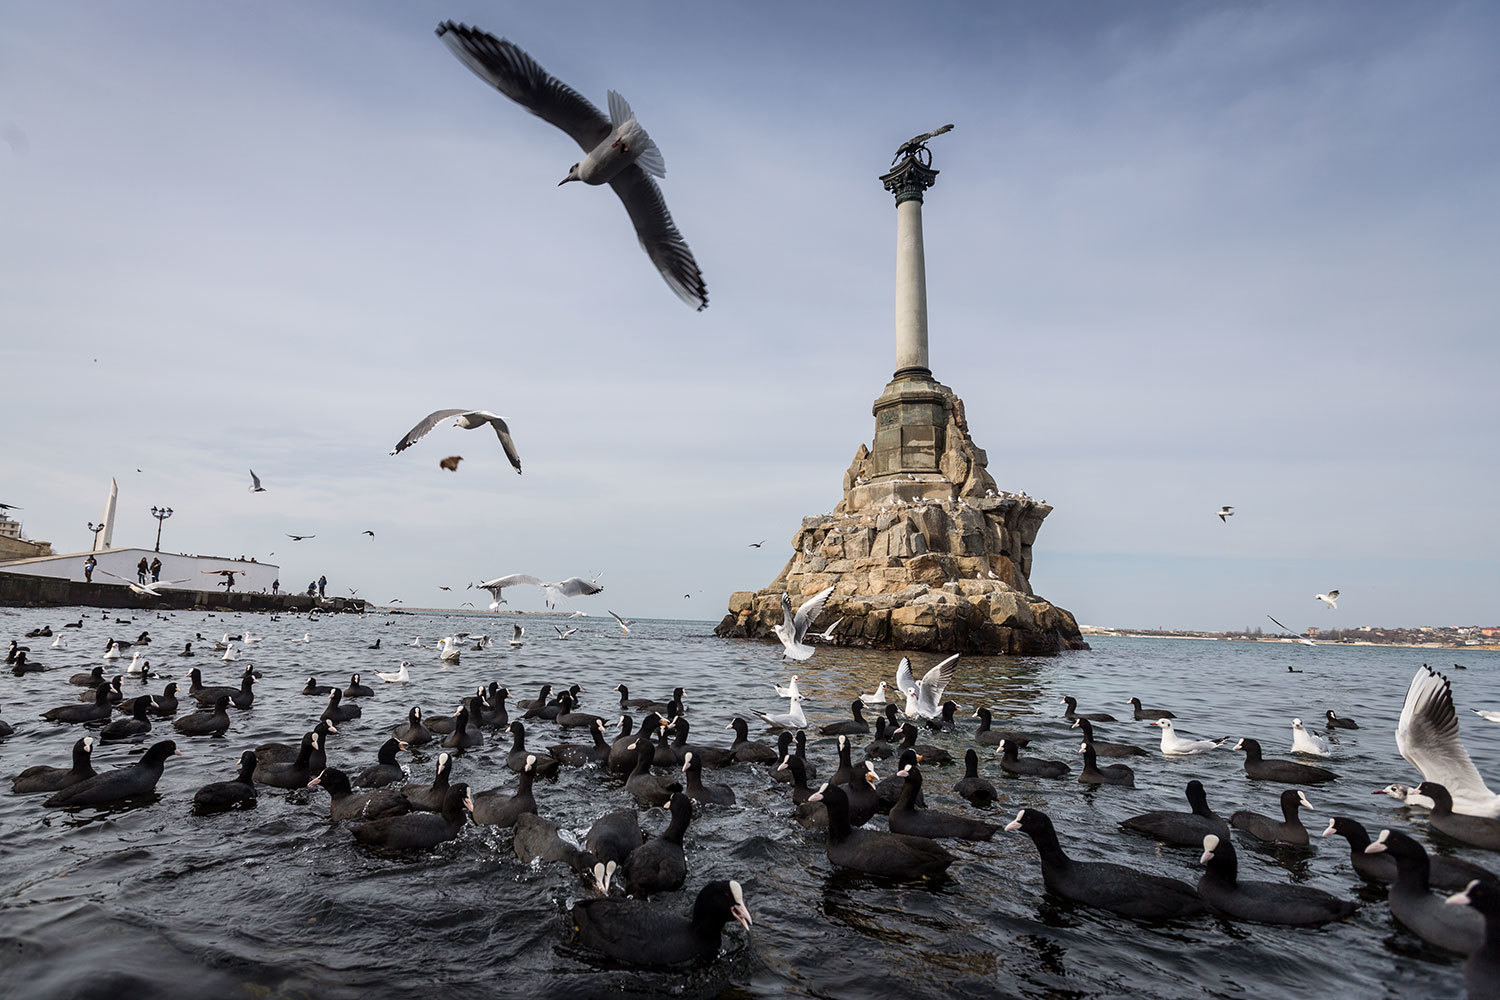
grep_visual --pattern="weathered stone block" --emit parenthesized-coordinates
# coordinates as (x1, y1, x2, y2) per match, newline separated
(728, 591, 755, 614)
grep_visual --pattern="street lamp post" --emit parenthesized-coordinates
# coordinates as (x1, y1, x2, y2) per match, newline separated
(87, 522, 106, 552)
(150, 506, 174, 553)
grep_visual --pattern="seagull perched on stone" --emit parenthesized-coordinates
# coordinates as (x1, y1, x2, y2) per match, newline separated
(435, 22, 708, 311)
(248, 469, 267, 492)
(391, 409, 521, 473)
(1216, 506, 1233, 522)
(772, 586, 834, 662)
(1315, 590, 1340, 609)
(895, 654, 960, 719)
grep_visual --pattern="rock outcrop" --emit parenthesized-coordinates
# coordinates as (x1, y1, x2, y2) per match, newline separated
(715, 378, 1086, 655)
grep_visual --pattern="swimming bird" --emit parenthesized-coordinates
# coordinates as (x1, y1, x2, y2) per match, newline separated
(859, 681, 888, 706)
(1072, 717, 1147, 758)
(1397, 664, 1500, 817)
(390, 408, 522, 472)
(621, 791, 693, 897)
(100, 698, 153, 742)
(896, 654, 960, 719)
(1078, 742, 1135, 786)
(1291, 718, 1333, 756)
(1444, 880, 1500, 1000)
(996, 739, 1069, 778)
(353, 783, 473, 851)
(953, 748, 998, 806)
(773, 675, 801, 700)
(471, 755, 539, 827)
(1420, 782, 1500, 850)
(509, 624, 524, 648)
(554, 626, 578, 639)
(435, 22, 708, 311)
(1321, 816, 1495, 890)
(1197, 834, 1354, 925)
(1365, 828, 1484, 955)
(1127, 697, 1174, 720)
(1059, 696, 1115, 723)
(681, 751, 735, 806)
(725, 717, 776, 764)
(344, 673, 373, 698)
(1005, 808, 1207, 919)
(1121, 780, 1230, 847)
(1152, 720, 1226, 756)
(377, 661, 411, 684)
(1216, 506, 1234, 522)
(42, 684, 113, 724)
(570, 880, 750, 968)
(1231, 789, 1316, 844)
(437, 637, 462, 664)
(889, 762, 998, 840)
(1315, 590, 1340, 608)
(755, 694, 807, 730)
(45, 740, 181, 807)
(820, 700, 870, 736)
(248, 469, 266, 492)
(809, 782, 954, 878)
(1326, 710, 1359, 729)
(1473, 710, 1500, 723)
(310, 767, 409, 821)
(773, 586, 835, 661)
(12, 737, 96, 793)
(1234, 737, 1335, 784)
(192, 750, 258, 811)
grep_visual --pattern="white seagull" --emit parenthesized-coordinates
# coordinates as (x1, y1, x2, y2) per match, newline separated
(437, 637, 463, 664)
(554, 626, 578, 639)
(1473, 710, 1500, 723)
(288, 633, 312, 643)
(1373, 783, 1435, 809)
(1396, 663, 1499, 817)
(377, 661, 411, 684)
(248, 469, 267, 492)
(98, 569, 192, 599)
(391, 409, 522, 473)
(102, 640, 121, 660)
(1315, 590, 1340, 609)
(1291, 718, 1333, 756)
(1216, 506, 1234, 522)
(126, 651, 149, 676)
(755, 693, 807, 730)
(509, 625, 525, 648)
(1153, 720, 1225, 756)
(772, 586, 835, 661)
(607, 610, 633, 635)
(773, 675, 801, 700)
(474, 573, 602, 609)
(408, 637, 423, 647)
(50, 635, 66, 650)
(435, 22, 708, 311)
(222, 642, 239, 662)
(809, 618, 844, 643)
(858, 681, 888, 706)
(895, 653, 961, 720)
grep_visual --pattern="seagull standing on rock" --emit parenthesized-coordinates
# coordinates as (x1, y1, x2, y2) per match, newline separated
(435, 22, 708, 311)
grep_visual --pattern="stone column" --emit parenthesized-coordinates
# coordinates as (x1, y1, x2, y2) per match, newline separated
(880, 156, 939, 380)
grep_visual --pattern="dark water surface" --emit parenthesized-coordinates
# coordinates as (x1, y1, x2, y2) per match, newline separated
(1, 607, 1496, 999)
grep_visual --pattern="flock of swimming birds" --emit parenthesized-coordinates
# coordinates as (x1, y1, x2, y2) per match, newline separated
(4, 612, 1500, 991)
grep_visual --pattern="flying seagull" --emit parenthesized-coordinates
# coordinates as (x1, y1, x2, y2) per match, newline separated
(391, 408, 520, 473)
(474, 573, 604, 610)
(1216, 506, 1233, 522)
(1266, 614, 1314, 645)
(435, 21, 708, 311)
(1315, 590, 1340, 609)
(248, 470, 267, 493)
(99, 569, 192, 598)
(286, 534, 314, 541)
(772, 586, 834, 661)
(362, 530, 375, 537)
(439, 586, 452, 592)
(607, 610, 633, 635)
(554, 626, 578, 639)
(0, 502, 21, 510)
(896, 653, 961, 719)
(748, 539, 765, 548)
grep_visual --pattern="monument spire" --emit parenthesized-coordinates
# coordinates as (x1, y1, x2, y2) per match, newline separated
(880, 129, 945, 380)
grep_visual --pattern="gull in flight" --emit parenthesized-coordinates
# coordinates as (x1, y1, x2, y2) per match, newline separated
(748, 540, 765, 548)
(287, 534, 315, 542)
(98, 569, 192, 598)
(895, 653, 960, 719)
(391, 409, 521, 473)
(1290, 718, 1333, 756)
(377, 661, 411, 684)
(439, 586, 452, 592)
(1395, 663, 1499, 817)
(1266, 614, 1315, 645)
(755, 693, 807, 730)
(362, 530, 375, 537)
(436, 22, 708, 311)
(1216, 506, 1233, 522)
(509, 625, 525, 648)
(607, 610, 633, 635)
(248, 469, 267, 493)
(809, 618, 843, 643)
(773, 675, 800, 700)
(554, 626, 578, 639)
(474, 573, 603, 610)
(1315, 590, 1340, 609)
(772, 586, 835, 661)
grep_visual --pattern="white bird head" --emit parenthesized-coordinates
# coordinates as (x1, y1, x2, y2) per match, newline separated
(559, 164, 582, 185)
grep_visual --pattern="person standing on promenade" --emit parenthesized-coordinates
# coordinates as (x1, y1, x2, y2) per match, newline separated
(318, 575, 327, 599)
(150, 557, 162, 582)
(83, 555, 96, 582)
(271, 579, 279, 595)
(136, 556, 149, 584)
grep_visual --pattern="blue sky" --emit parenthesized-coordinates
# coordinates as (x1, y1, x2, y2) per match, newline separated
(2, 2, 1496, 630)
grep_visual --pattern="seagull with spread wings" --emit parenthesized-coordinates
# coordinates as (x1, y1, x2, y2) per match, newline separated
(1395, 664, 1499, 817)
(607, 610, 633, 635)
(1216, 506, 1233, 522)
(895, 654, 961, 720)
(474, 573, 603, 610)
(1315, 590, 1340, 609)
(435, 22, 707, 311)
(1266, 615, 1315, 646)
(99, 569, 192, 598)
(391, 409, 521, 473)
(248, 470, 267, 493)
(286, 534, 315, 541)
(772, 586, 834, 661)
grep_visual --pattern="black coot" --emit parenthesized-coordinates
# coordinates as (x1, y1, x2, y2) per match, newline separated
(393, 706, 432, 746)
(45, 740, 180, 807)
(888, 763, 998, 841)
(924, 700, 959, 732)
(809, 783, 953, 879)
(75, 676, 123, 704)
(682, 751, 735, 805)
(344, 673, 373, 698)
(554, 691, 605, 730)
(441, 706, 483, 751)
(997, 739, 1069, 778)
(1234, 738, 1335, 784)
(1128, 697, 1175, 720)
(1230, 789, 1315, 845)
(667, 717, 733, 768)
(820, 700, 870, 736)
(42, 684, 113, 724)
(301, 676, 333, 696)
(608, 714, 642, 773)
(875, 749, 925, 810)
(513, 812, 598, 877)
(479, 684, 509, 727)
(192, 671, 254, 708)
(519, 684, 554, 718)
(1005, 807, 1206, 919)
(1324, 710, 1358, 729)
(1197, 833, 1355, 925)
(1121, 780, 1230, 847)
(99, 697, 153, 742)
(547, 718, 612, 767)
(571, 879, 751, 967)
(69, 666, 106, 687)
(613, 683, 659, 712)
(1072, 717, 1147, 758)
(894, 723, 952, 765)
(1059, 696, 1115, 722)
(403, 752, 454, 812)
(1077, 742, 1135, 787)
(471, 755, 538, 827)
(621, 792, 693, 897)
(971, 707, 1029, 747)
(12, 736, 96, 793)
(355, 737, 409, 787)
(863, 718, 894, 760)
(192, 749, 258, 811)
(1420, 782, 1500, 851)
(320, 689, 361, 724)
(120, 682, 177, 717)
(353, 782, 471, 850)
(172, 695, 232, 737)
(953, 748, 998, 806)
(311, 766, 409, 821)
(792, 731, 818, 781)
(1445, 879, 1500, 1000)
(625, 741, 678, 807)
(1320, 816, 1496, 890)
(255, 720, 336, 764)
(585, 808, 646, 866)
(253, 730, 325, 788)
(1365, 828, 1483, 954)
(726, 717, 775, 764)
(505, 721, 560, 776)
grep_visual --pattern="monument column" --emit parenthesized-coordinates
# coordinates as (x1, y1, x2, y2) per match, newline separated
(882, 156, 939, 379)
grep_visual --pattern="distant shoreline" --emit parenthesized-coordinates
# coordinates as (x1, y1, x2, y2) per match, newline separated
(1081, 630, 1499, 651)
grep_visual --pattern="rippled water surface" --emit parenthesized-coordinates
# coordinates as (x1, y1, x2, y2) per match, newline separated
(1, 606, 1497, 999)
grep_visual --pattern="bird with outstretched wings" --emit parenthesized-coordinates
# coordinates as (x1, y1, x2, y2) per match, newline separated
(892, 123, 954, 164)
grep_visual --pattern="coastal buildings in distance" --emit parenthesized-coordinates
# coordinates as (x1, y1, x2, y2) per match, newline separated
(714, 130, 1086, 656)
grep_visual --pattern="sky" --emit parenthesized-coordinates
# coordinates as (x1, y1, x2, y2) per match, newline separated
(2, 1, 1497, 631)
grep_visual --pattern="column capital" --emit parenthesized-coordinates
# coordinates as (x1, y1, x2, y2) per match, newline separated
(880, 157, 939, 205)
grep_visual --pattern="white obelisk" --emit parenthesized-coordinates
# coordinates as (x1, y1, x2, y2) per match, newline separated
(99, 478, 118, 550)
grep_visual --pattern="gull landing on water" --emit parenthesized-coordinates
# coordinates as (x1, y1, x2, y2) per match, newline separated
(1315, 590, 1340, 609)
(895, 654, 960, 719)
(773, 586, 835, 661)
(435, 22, 707, 311)
(1396, 663, 1500, 817)
(773, 676, 800, 700)
(607, 611, 633, 635)
(553, 626, 578, 640)
(390, 409, 521, 473)
(509, 625, 525, 648)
